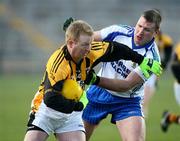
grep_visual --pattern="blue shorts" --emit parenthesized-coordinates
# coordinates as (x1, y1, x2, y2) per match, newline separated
(82, 85, 143, 124)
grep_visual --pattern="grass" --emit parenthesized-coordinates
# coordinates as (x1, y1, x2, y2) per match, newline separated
(0, 71, 179, 141)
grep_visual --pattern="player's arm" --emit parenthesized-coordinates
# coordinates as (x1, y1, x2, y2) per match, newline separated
(98, 41, 143, 64)
(85, 69, 143, 92)
(44, 89, 83, 113)
(96, 41, 162, 78)
(43, 72, 83, 113)
(99, 71, 143, 92)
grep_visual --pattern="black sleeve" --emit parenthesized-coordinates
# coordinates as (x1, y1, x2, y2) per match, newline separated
(97, 41, 144, 65)
(42, 72, 83, 113)
(161, 45, 173, 69)
(44, 91, 83, 113)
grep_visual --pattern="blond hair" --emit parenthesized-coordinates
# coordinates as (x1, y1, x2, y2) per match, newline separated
(65, 20, 94, 43)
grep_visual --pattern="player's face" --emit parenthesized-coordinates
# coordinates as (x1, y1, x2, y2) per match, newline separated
(134, 16, 157, 46)
(71, 34, 93, 62)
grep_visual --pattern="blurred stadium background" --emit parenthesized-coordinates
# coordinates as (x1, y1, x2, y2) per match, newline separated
(0, 0, 180, 140)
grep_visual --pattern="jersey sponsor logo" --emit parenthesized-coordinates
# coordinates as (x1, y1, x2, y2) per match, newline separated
(111, 61, 130, 78)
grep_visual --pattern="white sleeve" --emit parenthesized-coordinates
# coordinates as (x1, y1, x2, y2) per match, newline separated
(100, 25, 123, 40)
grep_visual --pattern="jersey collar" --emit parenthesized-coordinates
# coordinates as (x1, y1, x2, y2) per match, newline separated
(63, 45, 72, 61)
(63, 45, 83, 65)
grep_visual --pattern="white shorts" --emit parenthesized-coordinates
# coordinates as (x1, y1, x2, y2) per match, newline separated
(32, 101, 85, 135)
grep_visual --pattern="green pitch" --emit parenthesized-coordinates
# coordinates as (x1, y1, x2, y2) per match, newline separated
(0, 72, 179, 141)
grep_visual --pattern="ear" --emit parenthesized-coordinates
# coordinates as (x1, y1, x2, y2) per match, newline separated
(156, 29, 161, 35)
(67, 39, 74, 49)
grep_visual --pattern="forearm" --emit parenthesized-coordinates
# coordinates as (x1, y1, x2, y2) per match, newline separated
(85, 69, 145, 92)
(98, 77, 131, 92)
(44, 91, 83, 113)
(98, 74, 142, 92)
(97, 71, 144, 92)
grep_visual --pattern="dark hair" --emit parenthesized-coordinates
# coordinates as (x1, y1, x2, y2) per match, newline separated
(142, 9, 162, 30)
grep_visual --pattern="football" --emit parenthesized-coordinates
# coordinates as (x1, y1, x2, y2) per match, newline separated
(61, 79, 83, 101)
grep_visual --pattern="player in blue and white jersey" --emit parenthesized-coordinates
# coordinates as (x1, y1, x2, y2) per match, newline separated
(82, 9, 162, 141)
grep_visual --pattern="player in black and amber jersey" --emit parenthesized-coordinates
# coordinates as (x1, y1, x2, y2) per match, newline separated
(161, 43, 180, 132)
(156, 31, 173, 69)
(144, 31, 173, 116)
(24, 20, 162, 141)
(172, 43, 180, 85)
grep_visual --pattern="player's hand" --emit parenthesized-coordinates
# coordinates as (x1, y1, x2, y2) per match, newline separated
(63, 17, 75, 31)
(84, 69, 100, 85)
(140, 58, 162, 78)
(79, 91, 88, 108)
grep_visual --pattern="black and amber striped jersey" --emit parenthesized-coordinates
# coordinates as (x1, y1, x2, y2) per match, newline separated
(31, 42, 111, 112)
(155, 33, 173, 51)
(155, 33, 173, 69)
(31, 41, 143, 112)
(171, 43, 180, 84)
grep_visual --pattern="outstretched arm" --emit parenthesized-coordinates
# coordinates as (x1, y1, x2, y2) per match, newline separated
(98, 41, 162, 78)
(99, 41, 144, 64)
(84, 69, 143, 92)
(99, 71, 143, 92)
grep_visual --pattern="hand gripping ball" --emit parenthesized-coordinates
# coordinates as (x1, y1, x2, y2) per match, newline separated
(61, 79, 83, 101)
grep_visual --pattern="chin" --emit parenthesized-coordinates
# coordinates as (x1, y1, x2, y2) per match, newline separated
(134, 40, 140, 46)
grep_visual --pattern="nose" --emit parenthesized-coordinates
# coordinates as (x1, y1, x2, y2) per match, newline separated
(84, 46, 90, 55)
(138, 28, 144, 35)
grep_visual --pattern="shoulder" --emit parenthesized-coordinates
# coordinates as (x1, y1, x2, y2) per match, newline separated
(175, 42, 180, 54)
(174, 42, 180, 61)
(47, 46, 69, 73)
(101, 24, 134, 34)
(88, 42, 109, 60)
(48, 47, 65, 64)
(90, 41, 109, 52)
(101, 24, 134, 41)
